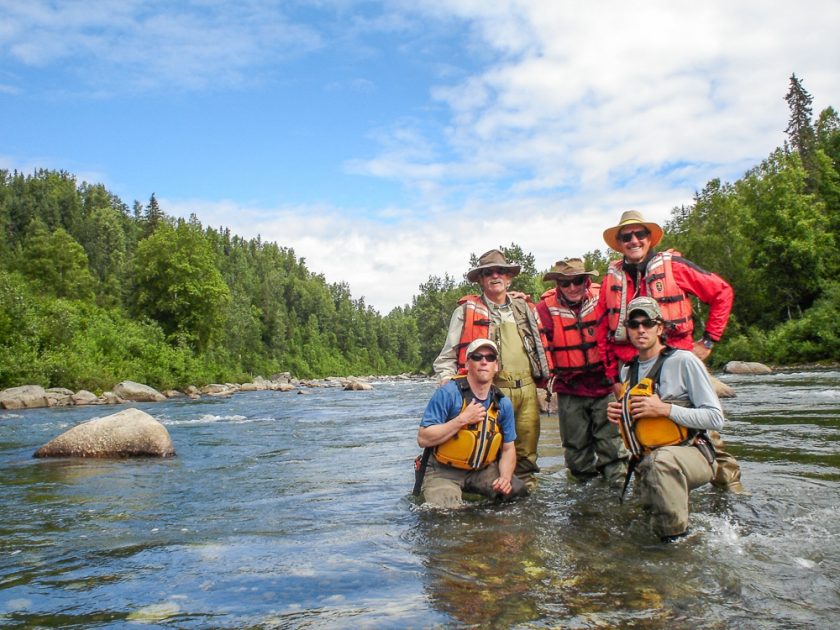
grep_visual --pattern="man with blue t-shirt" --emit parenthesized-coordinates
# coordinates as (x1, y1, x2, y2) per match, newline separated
(417, 338, 529, 508)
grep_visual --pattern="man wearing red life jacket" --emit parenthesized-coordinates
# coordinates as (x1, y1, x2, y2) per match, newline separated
(536, 258, 627, 487)
(595, 210, 743, 492)
(434, 249, 552, 491)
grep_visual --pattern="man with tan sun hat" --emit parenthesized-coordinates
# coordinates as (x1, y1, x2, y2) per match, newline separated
(536, 258, 627, 488)
(595, 210, 743, 493)
(434, 249, 552, 491)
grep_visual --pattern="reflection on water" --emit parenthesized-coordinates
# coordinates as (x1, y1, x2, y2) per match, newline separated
(1, 372, 839, 627)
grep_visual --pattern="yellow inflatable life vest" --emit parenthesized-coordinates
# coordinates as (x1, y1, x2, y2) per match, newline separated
(434, 377, 504, 470)
(618, 377, 690, 456)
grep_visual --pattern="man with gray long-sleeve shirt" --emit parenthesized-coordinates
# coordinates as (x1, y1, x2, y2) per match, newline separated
(607, 296, 724, 542)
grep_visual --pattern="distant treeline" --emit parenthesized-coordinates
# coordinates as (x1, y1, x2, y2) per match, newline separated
(1, 76, 838, 391)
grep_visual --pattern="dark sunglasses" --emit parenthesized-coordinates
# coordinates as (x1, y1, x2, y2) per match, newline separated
(480, 268, 508, 277)
(624, 318, 659, 329)
(618, 229, 650, 243)
(558, 277, 586, 288)
(468, 352, 498, 362)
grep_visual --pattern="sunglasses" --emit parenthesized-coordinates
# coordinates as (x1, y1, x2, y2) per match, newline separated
(468, 352, 498, 362)
(624, 318, 659, 329)
(618, 229, 650, 243)
(480, 268, 508, 278)
(558, 277, 586, 288)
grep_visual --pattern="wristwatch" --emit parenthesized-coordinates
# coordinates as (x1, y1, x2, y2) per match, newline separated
(701, 335, 715, 349)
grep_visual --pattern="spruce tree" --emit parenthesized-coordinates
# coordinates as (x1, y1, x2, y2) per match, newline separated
(785, 74, 817, 174)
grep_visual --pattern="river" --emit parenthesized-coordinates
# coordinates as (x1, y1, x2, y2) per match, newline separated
(1, 369, 839, 628)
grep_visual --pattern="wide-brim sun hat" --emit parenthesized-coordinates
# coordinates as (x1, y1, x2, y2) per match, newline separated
(542, 258, 599, 282)
(466, 249, 521, 282)
(602, 210, 664, 252)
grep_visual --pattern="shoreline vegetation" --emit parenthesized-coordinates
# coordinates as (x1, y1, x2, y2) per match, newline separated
(1, 77, 839, 393)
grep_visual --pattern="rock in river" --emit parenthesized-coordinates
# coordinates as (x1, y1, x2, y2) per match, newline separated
(33, 408, 175, 458)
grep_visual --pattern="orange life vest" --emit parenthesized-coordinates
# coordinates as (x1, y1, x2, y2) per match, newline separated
(454, 295, 552, 377)
(540, 288, 602, 374)
(604, 251, 694, 343)
(455, 296, 493, 372)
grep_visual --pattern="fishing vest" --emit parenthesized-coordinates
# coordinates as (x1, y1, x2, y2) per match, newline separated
(541, 288, 602, 375)
(455, 295, 551, 380)
(618, 347, 693, 458)
(434, 376, 504, 470)
(604, 251, 694, 344)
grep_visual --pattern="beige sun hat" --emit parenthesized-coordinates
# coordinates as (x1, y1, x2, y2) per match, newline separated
(465, 338, 499, 355)
(542, 258, 599, 282)
(466, 249, 521, 282)
(602, 210, 664, 252)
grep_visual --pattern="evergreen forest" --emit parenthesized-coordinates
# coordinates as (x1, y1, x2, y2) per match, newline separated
(1, 76, 838, 392)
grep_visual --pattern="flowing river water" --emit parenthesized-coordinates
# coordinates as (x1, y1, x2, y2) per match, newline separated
(1, 369, 839, 628)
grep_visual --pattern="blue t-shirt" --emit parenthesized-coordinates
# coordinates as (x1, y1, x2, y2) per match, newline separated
(420, 379, 516, 443)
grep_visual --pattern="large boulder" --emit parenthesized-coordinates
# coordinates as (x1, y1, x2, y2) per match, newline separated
(724, 361, 773, 375)
(33, 408, 175, 458)
(0, 385, 49, 410)
(113, 381, 166, 402)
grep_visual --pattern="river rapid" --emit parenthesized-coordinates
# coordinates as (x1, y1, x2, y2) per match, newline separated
(1, 369, 839, 628)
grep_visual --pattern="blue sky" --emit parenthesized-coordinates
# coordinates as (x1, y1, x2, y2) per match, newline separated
(3, 1, 840, 312)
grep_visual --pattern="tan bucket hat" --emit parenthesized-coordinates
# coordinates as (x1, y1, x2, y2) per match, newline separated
(602, 210, 664, 252)
(466, 249, 521, 282)
(542, 258, 599, 282)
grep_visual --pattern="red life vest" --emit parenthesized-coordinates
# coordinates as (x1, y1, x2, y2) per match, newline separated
(604, 251, 694, 343)
(541, 288, 602, 374)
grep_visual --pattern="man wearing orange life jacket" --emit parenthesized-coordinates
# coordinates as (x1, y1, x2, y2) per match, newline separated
(433, 249, 552, 491)
(536, 258, 627, 486)
(594, 210, 743, 493)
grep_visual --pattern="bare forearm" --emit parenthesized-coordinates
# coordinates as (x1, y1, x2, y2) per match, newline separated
(417, 422, 459, 448)
(498, 443, 516, 480)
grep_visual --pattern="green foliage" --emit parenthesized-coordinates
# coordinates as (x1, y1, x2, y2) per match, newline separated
(20, 223, 96, 300)
(132, 219, 231, 351)
(411, 274, 469, 371)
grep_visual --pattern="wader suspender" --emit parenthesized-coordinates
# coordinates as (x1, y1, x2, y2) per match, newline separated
(413, 380, 503, 496)
(618, 346, 675, 503)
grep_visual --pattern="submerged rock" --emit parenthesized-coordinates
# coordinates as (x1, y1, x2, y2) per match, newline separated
(344, 380, 373, 391)
(724, 361, 773, 375)
(33, 408, 175, 458)
(710, 375, 736, 399)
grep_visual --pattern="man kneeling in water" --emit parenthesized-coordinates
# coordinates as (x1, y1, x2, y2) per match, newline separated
(416, 339, 529, 508)
(606, 297, 723, 542)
